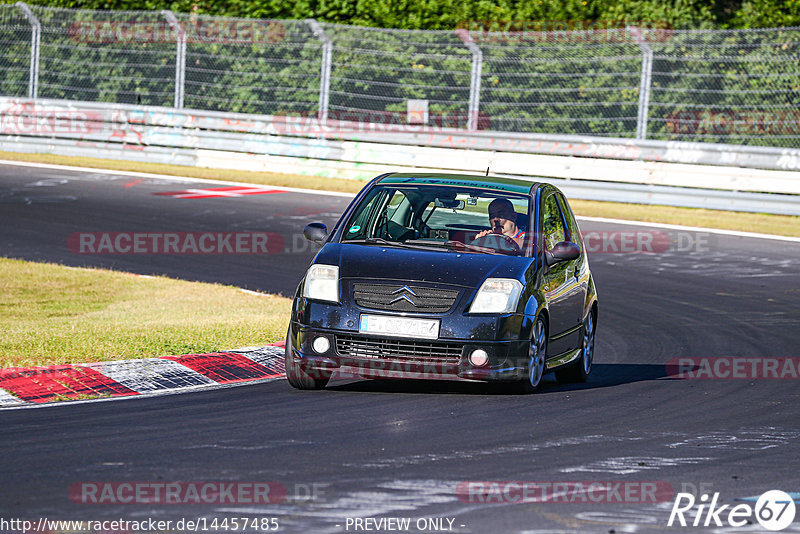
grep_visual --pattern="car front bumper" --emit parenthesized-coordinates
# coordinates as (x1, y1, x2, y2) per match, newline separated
(288, 321, 532, 383)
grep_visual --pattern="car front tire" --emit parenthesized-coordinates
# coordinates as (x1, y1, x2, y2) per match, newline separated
(285, 328, 331, 390)
(555, 309, 595, 384)
(512, 316, 547, 394)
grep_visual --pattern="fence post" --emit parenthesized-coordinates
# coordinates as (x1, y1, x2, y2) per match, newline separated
(629, 26, 653, 140)
(162, 10, 186, 109)
(456, 29, 483, 131)
(306, 19, 331, 122)
(15, 2, 40, 99)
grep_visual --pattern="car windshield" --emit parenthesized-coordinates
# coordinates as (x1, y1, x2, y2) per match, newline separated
(341, 185, 532, 256)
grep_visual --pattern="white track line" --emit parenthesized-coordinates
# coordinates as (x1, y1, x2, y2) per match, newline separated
(0, 159, 356, 198)
(1, 159, 797, 242)
(576, 215, 800, 243)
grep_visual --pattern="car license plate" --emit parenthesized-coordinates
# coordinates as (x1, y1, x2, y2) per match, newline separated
(359, 314, 440, 340)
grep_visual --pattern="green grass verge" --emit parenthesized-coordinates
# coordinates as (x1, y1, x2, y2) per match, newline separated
(2, 150, 798, 237)
(0, 258, 291, 368)
(2, 151, 798, 368)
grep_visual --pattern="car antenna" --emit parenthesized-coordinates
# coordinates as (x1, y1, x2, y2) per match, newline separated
(485, 166, 490, 176)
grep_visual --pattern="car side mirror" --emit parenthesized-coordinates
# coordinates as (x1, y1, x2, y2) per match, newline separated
(546, 241, 580, 266)
(303, 222, 328, 244)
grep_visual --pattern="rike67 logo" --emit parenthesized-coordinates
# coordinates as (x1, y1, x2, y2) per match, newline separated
(668, 490, 796, 531)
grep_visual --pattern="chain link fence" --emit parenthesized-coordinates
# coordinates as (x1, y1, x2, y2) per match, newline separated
(477, 29, 647, 137)
(649, 28, 800, 146)
(320, 23, 474, 127)
(0, 4, 798, 147)
(0, 4, 33, 98)
(33, 6, 178, 106)
(176, 13, 320, 114)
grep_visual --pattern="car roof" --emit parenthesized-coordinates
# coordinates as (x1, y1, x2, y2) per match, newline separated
(377, 173, 541, 195)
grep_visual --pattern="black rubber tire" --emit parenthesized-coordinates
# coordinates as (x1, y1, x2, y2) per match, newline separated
(555, 310, 595, 384)
(285, 328, 330, 390)
(511, 316, 547, 394)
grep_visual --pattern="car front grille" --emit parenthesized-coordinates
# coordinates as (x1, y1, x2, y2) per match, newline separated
(335, 334, 463, 365)
(352, 283, 459, 313)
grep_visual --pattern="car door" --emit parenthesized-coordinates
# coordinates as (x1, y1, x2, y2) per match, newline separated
(556, 192, 588, 336)
(540, 193, 581, 357)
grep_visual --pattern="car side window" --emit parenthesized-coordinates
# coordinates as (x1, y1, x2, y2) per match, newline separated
(556, 194, 581, 245)
(386, 190, 409, 223)
(542, 194, 567, 252)
(343, 188, 387, 240)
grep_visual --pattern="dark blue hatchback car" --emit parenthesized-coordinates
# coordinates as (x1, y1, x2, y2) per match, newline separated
(286, 173, 598, 393)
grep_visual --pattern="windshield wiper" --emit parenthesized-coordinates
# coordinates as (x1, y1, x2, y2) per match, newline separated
(448, 241, 500, 255)
(403, 239, 501, 255)
(343, 237, 414, 248)
(344, 238, 450, 252)
(367, 237, 424, 248)
(403, 239, 451, 247)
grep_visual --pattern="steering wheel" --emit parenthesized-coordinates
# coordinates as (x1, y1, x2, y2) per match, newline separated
(470, 233, 522, 255)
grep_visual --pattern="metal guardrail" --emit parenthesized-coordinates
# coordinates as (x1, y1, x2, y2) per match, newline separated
(2, 97, 799, 171)
(1, 5, 799, 147)
(1, 97, 800, 215)
(5, 134, 798, 216)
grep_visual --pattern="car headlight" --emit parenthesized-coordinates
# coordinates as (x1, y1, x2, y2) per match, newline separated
(468, 278, 523, 314)
(302, 264, 340, 303)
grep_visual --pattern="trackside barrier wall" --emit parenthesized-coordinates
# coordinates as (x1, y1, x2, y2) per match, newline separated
(1, 97, 800, 215)
(1, 5, 799, 147)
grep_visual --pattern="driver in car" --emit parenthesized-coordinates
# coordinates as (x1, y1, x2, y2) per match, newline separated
(474, 198, 525, 249)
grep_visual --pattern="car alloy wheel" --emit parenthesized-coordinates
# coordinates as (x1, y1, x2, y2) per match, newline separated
(555, 310, 595, 384)
(530, 318, 547, 388)
(581, 311, 595, 375)
(514, 317, 547, 393)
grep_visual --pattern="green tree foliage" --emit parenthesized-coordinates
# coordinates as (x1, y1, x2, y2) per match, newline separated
(597, 0, 717, 29)
(4, 0, 799, 29)
(730, 0, 800, 27)
(2, 0, 798, 147)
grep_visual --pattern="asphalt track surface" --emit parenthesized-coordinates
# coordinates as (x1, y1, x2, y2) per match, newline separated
(1, 162, 799, 533)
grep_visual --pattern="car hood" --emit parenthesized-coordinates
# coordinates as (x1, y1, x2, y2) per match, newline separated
(314, 243, 533, 288)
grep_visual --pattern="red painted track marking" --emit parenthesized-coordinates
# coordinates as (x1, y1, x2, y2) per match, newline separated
(163, 352, 284, 383)
(0, 366, 139, 403)
(153, 186, 287, 199)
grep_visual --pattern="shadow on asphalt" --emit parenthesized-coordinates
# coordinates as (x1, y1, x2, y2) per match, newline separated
(323, 363, 669, 395)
